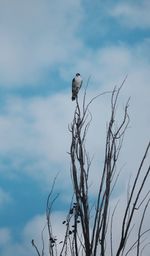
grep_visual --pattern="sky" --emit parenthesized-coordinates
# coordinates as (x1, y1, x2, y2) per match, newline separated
(0, 0, 150, 255)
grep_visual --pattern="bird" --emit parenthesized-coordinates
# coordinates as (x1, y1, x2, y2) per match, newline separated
(71, 73, 83, 101)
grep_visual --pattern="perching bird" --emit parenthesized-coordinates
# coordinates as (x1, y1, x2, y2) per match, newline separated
(72, 73, 83, 101)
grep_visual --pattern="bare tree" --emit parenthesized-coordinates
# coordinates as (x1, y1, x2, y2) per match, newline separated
(32, 81, 150, 256)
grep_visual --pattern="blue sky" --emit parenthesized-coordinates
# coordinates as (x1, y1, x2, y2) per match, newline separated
(0, 0, 150, 255)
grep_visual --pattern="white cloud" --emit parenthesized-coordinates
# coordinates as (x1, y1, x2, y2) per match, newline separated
(0, 0, 83, 86)
(0, 2, 150, 255)
(0, 228, 11, 246)
(1, 191, 150, 256)
(103, 192, 150, 256)
(0, 211, 68, 256)
(0, 93, 75, 191)
(110, 0, 150, 29)
(23, 211, 67, 252)
(0, 40, 150, 188)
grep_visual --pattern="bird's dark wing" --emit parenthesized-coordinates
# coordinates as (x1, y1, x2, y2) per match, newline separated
(72, 78, 77, 100)
(72, 78, 75, 89)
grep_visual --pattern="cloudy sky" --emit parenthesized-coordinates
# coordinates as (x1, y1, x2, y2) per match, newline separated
(0, 0, 150, 255)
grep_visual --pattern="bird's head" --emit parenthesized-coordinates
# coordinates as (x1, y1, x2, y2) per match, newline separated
(76, 73, 80, 77)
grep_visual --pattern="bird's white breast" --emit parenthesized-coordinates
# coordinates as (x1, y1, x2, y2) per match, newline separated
(75, 76, 82, 87)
